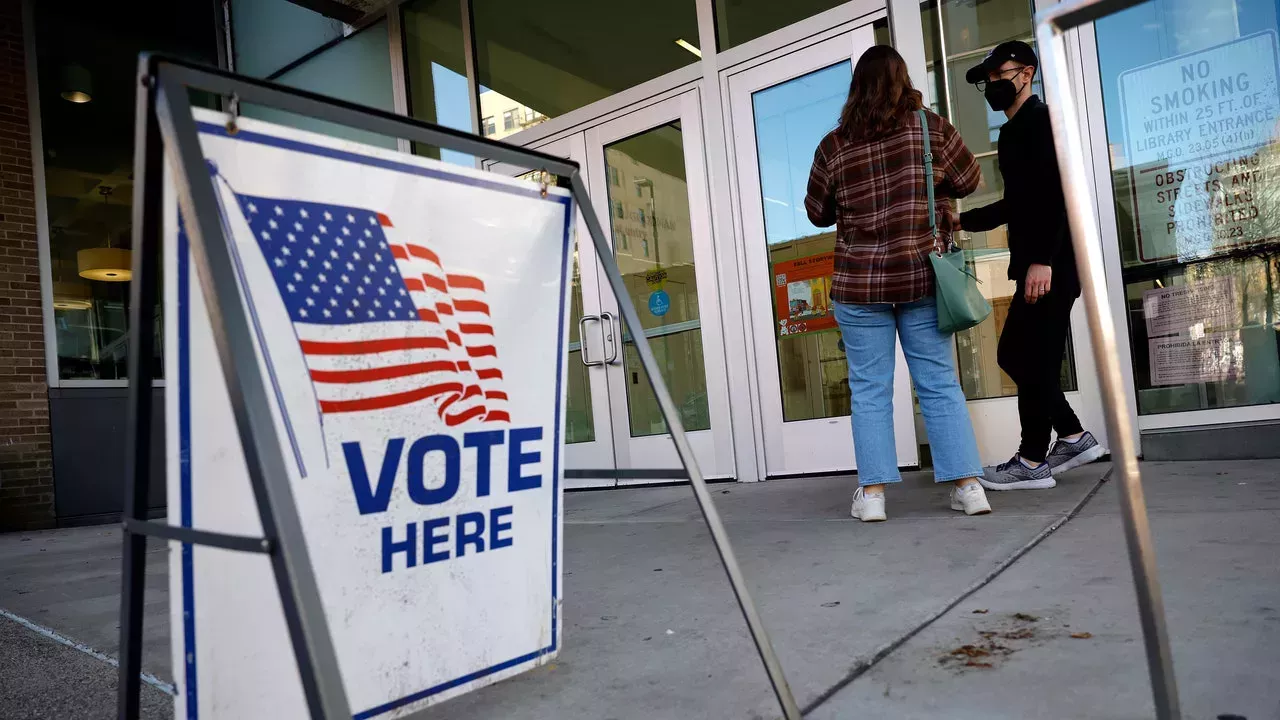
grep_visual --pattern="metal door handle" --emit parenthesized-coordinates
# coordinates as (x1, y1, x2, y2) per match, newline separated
(600, 311, 619, 365)
(578, 315, 605, 366)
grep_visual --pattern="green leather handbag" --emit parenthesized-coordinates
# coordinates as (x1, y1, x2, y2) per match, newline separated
(919, 109, 992, 334)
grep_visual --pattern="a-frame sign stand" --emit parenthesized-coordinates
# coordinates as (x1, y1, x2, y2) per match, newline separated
(116, 54, 801, 720)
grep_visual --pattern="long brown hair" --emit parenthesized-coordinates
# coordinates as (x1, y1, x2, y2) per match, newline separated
(837, 45, 923, 141)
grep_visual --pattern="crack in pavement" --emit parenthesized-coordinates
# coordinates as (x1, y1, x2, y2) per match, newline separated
(799, 467, 1113, 716)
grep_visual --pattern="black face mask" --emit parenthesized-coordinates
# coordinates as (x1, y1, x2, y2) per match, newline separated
(977, 74, 1029, 112)
(984, 77, 1021, 112)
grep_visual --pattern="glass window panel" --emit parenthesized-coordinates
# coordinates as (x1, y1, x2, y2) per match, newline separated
(231, 0, 347, 78)
(603, 123, 711, 436)
(714, 0, 849, 51)
(921, 0, 1077, 400)
(1096, 0, 1280, 415)
(474, 1, 699, 138)
(402, 0, 473, 165)
(245, 22, 397, 150)
(951, 248, 1079, 399)
(34, 1, 217, 380)
(563, 249, 596, 444)
(943, 54, 1043, 157)
(932, 0, 1036, 59)
(514, 171, 595, 443)
(874, 18, 892, 47)
(752, 61, 853, 422)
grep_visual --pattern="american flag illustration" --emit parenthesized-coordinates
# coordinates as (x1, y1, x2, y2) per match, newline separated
(233, 194, 508, 426)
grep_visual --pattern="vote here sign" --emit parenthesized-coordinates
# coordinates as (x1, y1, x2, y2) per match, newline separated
(1119, 31, 1280, 263)
(164, 108, 573, 718)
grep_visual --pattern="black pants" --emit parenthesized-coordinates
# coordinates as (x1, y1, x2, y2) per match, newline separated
(997, 289, 1083, 463)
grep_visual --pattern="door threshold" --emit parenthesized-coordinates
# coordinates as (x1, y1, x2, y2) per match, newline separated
(566, 477, 736, 492)
(765, 466, 922, 481)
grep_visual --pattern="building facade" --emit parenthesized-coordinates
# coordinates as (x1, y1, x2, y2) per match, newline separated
(3, 0, 1278, 529)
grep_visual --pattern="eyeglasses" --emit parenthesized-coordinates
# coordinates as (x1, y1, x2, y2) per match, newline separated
(974, 66, 1028, 92)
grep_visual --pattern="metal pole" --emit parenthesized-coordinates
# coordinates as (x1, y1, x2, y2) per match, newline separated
(1035, 12, 1181, 719)
(152, 65, 352, 720)
(567, 171, 802, 720)
(155, 61, 580, 179)
(117, 55, 165, 720)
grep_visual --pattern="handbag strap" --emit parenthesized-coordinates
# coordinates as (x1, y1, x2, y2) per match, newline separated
(918, 109, 942, 256)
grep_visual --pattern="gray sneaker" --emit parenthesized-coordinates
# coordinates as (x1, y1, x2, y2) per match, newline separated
(1046, 432, 1107, 473)
(979, 455, 1056, 491)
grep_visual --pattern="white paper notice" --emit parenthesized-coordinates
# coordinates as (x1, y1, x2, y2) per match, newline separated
(1148, 331, 1245, 386)
(1142, 277, 1237, 337)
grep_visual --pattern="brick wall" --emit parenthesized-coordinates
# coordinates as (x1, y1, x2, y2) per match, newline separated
(0, 3, 54, 531)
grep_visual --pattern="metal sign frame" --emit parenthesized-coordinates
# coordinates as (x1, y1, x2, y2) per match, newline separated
(1035, 1, 1181, 718)
(116, 54, 800, 720)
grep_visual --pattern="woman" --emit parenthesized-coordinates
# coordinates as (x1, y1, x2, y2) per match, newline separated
(804, 45, 989, 522)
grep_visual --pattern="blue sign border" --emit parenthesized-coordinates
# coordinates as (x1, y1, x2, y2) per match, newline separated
(178, 122, 573, 719)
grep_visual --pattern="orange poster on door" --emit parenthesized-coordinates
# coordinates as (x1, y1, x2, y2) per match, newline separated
(773, 252, 836, 338)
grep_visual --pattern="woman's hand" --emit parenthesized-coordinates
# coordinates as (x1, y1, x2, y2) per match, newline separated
(1025, 264, 1052, 304)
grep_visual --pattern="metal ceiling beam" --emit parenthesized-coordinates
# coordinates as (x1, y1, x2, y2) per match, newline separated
(282, 0, 367, 25)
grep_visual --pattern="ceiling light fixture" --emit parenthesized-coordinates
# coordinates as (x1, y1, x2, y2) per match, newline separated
(78, 247, 132, 281)
(77, 187, 132, 282)
(675, 39, 702, 58)
(61, 64, 92, 103)
(52, 281, 92, 310)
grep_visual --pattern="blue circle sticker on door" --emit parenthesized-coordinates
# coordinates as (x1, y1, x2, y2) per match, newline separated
(648, 289, 671, 317)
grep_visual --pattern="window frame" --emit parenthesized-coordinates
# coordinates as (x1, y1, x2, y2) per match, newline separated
(27, 0, 231, 388)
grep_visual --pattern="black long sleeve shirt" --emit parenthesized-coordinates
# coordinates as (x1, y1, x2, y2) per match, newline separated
(960, 95, 1080, 297)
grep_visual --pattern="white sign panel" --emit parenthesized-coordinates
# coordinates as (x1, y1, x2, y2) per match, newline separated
(164, 109, 573, 718)
(1119, 31, 1280, 262)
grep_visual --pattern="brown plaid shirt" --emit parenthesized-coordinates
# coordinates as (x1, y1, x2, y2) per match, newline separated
(805, 110, 980, 304)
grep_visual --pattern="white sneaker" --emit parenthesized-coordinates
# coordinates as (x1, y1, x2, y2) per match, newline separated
(851, 488, 886, 522)
(950, 482, 992, 515)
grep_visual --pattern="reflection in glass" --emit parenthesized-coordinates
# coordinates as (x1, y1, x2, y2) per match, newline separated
(474, 1, 699, 137)
(231, 0, 347, 78)
(921, 0, 1077, 400)
(603, 124, 711, 436)
(714, 0, 848, 51)
(922, 0, 1039, 61)
(403, 0, 474, 166)
(479, 87, 548, 141)
(1096, 0, 1280, 415)
(35, 1, 217, 380)
(1122, 258, 1280, 414)
(516, 172, 595, 443)
(751, 61, 853, 422)
(563, 252, 596, 444)
(246, 22, 398, 150)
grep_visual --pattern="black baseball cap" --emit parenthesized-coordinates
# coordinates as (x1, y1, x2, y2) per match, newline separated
(965, 41, 1039, 84)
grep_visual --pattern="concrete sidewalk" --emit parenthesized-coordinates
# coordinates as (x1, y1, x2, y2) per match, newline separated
(1, 460, 1277, 719)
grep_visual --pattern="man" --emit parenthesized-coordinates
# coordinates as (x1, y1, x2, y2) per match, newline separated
(959, 41, 1106, 491)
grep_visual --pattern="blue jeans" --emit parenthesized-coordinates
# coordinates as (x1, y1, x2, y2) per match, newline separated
(833, 297, 982, 486)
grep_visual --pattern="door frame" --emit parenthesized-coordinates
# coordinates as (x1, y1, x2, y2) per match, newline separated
(488, 135, 617, 487)
(583, 89, 736, 480)
(722, 27, 920, 477)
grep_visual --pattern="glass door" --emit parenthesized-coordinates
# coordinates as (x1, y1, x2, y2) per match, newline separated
(488, 136, 617, 487)
(1092, 0, 1280, 431)
(920, 0, 1101, 463)
(584, 91, 735, 481)
(726, 29, 920, 476)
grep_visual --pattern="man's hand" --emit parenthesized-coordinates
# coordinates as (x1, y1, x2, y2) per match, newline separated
(1025, 264, 1052, 304)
